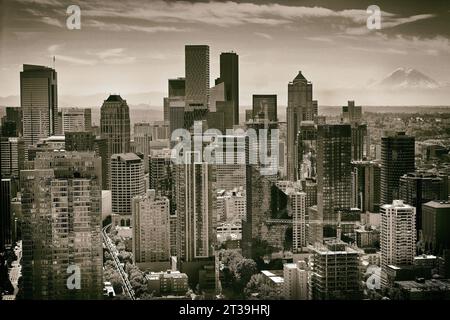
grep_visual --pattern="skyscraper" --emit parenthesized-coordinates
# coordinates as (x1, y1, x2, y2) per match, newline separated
(422, 201, 450, 255)
(175, 161, 215, 262)
(185, 45, 210, 109)
(21, 151, 103, 299)
(399, 172, 448, 233)
(380, 132, 415, 205)
(252, 94, 277, 122)
(61, 107, 92, 133)
(219, 52, 239, 125)
(0, 137, 25, 179)
(351, 160, 381, 213)
(110, 153, 145, 226)
(100, 94, 131, 188)
(316, 124, 352, 238)
(0, 179, 12, 252)
(132, 189, 170, 264)
(1, 107, 22, 137)
(380, 200, 416, 288)
(20, 64, 58, 149)
(287, 71, 317, 181)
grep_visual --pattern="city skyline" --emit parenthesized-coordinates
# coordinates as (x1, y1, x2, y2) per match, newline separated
(1, 0, 450, 106)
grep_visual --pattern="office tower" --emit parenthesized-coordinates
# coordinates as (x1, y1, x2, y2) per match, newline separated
(168, 78, 186, 135)
(21, 151, 103, 299)
(216, 188, 246, 222)
(252, 94, 277, 122)
(207, 82, 234, 132)
(1, 107, 22, 137)
(283, 261, 309, 300)
(213, 134, 247, 190)
(132, 189, 170, 263)
(65, 131, 96, 152)
(61, 107, 91, 133)
(185, 45, 209, 109)
(134, 123, 152, 172)
(277, 181, 307, 253)
(316, 124, 352, 238)
(163, 97, 169, 122)
(342, 100, 362, 123)
(350, 124, 367, 161)
(422, 201, 450, 255)
(310, 241, 360, 300)
(296, 121, 317, 181)
(219, 52, 239, 125)
(287, 71, 317, 181)
(301, 178, 317, 208)
(110, 153, 145, 223)
(380, 200, 416, 288)
(399, 172, 448, 233)
(169, 77, 186, 98)
(93, 137, 108, 190)
(380, 132, 415, 205)
(351, 160, 381, 213)
(149, 148, 174, 216)
(243, 167, 289, 258)
(20, 64, 58, 150)
(151, 121, 170, 140)
(1, 137, 25, 179)
(175, 161, 215, 262)
(1, 179, 12, 251)
(100, 94, 131, 188)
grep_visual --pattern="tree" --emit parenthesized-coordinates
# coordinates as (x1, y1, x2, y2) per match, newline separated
(235, 258, 258, 287)
(245, 274, 282, 300)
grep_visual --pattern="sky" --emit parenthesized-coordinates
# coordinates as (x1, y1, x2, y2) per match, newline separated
(0, 0, 449, 107)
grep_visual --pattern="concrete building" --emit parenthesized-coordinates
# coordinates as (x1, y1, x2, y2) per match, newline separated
(132, 189, 170, 264)
(252, 94, 277, 122)
(380, 200, 416, 288)
(20, 151, 103, 299)
(283, 260, 309, 300)
(110, 153, 145, 226)
(351, 160, 381, 213)
(146, 270, 189, 296)
(422, 201, 450, 254)
(61, 107, 91, 133)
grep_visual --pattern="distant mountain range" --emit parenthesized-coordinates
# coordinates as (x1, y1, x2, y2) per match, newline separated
(371, 67, 441, 90)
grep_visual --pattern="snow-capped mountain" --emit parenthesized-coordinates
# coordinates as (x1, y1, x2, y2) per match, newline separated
(372, 67, 440, 89)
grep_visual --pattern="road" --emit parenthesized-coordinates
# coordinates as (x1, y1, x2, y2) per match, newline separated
(102, 224, 136, 300)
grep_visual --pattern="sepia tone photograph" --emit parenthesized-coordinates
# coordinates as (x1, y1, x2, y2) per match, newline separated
(1, 0, 450, 309)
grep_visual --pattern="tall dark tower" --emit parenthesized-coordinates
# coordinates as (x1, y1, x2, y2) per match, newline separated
(380, 132, 415, 206)
(219, 52, 239, 125)
(100, 94, 131, 189)
(20, 64, 58, 149)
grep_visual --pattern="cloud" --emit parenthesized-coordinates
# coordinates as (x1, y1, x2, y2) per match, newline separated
(41, 16, 64, 27)
(87, 48, 136, 64)
(53, 55, 96, 65)
(85, 20, 188, 33)
(254, 32, 273, 40)
(48, 44, 63, 53)
(305, 37, 334, 43)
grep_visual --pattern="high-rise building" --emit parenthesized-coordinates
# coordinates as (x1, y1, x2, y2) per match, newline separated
(351, 160, 381, 213)
(277, 181, 307, 253)
(20, 64, 58, 149)
(283, 261, 309, 300)
(380, 200, 416, 288)
(1, 179, 12, 251)
(287, 71, 317, 181)
(380, 132, 415, 205)
(110, 153, 145, 225)
(100, 94, 131, 188)
(1, 107, 22, 137)
(65, 131, 96, 152)
(252, 94, 277, 122)
(175, 161, 215, 262)
(132, 189, 170, 263)
(317, 124, 352, 239)
(21, 151, 103, 299)
(341, 100, 362, 123)
(0, 137, 25, 179)
(168, 77, 186, 136)
(185, 45, 210, 109)
(310, 241, 360, 300)
(422, 201, 450, 255)
(219, 52, 239, 125)
(296, 121, 317, 181)
(61, 107, 92, 133)
(399, 172, 448, 233)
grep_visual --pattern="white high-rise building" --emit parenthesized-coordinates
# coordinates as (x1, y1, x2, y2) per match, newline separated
(110, 153, 145, 226)
(283, 261, 309, 300)
(380, 200, 416, 287)
(132, 189, 170, 263)
(216, 188, 246, 222)
(61, 107, 91, 134)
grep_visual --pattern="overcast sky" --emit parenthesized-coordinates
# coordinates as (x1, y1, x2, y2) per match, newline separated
(1, 0, 449, 106)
